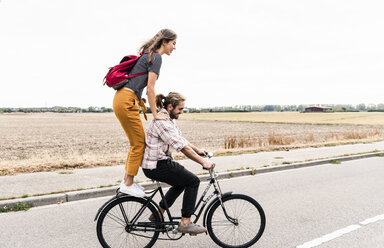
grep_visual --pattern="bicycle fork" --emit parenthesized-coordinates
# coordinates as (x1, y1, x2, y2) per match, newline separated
(212, 173, 238, 225)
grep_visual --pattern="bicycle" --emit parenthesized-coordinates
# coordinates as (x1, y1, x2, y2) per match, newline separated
(94, 153, 266, 248)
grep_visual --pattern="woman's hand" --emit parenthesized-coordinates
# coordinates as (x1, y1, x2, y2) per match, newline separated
(154, 112, 169, 120)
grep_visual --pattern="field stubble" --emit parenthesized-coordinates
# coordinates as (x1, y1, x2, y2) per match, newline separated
(1, 112, 383, 175)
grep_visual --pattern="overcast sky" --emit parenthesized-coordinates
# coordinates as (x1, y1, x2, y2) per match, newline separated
(1, 0, 383, 108)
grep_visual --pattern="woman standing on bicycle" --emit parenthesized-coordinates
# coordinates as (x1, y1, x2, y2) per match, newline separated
(113, 29, 177, 197)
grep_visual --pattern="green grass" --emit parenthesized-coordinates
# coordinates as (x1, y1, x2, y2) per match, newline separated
(274, 157, 284, 159)
(282, 161, 292, 164)
(98, 184, 115, 188)
(0, 203, 31, 213)
(58, 171, 73, 174)
(21, 194, 29, 198)
(330, 160, 341, 164)
(196, 171, 209, 175)
(0, 197, 16, 201)
(324, 143, 337, 147)
(377, 154, 384, 157)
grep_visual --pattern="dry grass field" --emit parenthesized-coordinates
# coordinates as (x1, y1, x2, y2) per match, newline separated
(182, 112, 384, 126)
(1, 112, 383, 175)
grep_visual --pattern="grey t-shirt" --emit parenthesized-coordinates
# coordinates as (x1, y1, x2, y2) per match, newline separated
(124, 53, 162, 100)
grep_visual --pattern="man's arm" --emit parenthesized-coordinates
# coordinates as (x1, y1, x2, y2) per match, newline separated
(154, 121, 214, 169)
(183, 138, 206, 156)
(181, 145, 214, 170)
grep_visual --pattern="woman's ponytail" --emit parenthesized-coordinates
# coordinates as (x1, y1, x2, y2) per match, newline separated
(156, 92, 186, 111)
(156, 94, 166, 110)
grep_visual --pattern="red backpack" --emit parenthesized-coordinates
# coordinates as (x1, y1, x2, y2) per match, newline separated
(104, 53, 147, 90)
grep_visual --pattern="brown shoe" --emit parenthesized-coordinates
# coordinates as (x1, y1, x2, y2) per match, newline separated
(148, 212, 163, 222)
(149, 213, 157, 222)
(177, 222, 207, 234)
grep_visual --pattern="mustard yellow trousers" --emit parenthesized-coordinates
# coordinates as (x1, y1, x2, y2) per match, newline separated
(113, 88, 147, 176)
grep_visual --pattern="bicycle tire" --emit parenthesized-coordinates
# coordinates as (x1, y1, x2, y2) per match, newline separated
(206, 194, 266, 248)
(96, 196, 161, 248)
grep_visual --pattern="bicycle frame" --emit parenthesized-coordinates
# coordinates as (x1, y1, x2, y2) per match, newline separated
(132, 172, 222, 231)
(96, 168, 235, 236)
(96, 153, 266, 247)
(192, 169, 229, 224)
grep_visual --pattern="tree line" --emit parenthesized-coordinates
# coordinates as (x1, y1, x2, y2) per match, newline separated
(0, 106, 113, 113)
(1, 103, 384, 114)
(187, 103, 384, 113)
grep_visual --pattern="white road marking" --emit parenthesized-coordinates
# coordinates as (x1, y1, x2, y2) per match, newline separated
(296, 214, 384, 248)
(360, 214, 384, 225)
(296, 225, 361, 248)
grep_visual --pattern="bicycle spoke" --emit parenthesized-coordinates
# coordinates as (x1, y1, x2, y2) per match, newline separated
(207, 195, 265, 247)
(236, 225, 249, 245)
(105, 211, 126, 227)
(214, 221, 235, 239)
(97, 197, 160, 248)
(210, 221, 237, 227)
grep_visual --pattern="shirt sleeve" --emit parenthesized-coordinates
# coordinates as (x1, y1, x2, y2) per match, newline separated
(148, 53, 162, 76)
(154, 120, 187, 152)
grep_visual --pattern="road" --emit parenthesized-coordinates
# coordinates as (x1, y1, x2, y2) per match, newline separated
(1, 157, 383, 248)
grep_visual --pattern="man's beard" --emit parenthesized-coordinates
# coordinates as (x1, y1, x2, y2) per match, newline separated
(169, 110, 178, 119)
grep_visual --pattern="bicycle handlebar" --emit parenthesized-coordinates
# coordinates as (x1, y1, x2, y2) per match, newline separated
(206, 151, 214, 159)
(202, 151, 215, 172)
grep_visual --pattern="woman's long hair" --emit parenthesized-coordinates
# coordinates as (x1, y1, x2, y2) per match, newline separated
(156, 92, 186, 110)
(139, 29, 177, 64)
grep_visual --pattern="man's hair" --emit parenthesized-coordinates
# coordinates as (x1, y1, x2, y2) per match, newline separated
(156, 92, 186, 110)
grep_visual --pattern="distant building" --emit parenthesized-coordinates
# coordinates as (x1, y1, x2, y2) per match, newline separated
(305, 106, 332, 112)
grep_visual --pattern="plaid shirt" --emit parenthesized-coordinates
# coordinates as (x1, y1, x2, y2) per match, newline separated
(141, 108, 188, 169)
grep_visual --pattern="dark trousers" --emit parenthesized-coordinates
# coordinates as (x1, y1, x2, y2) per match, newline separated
(143, 159, 200, 218)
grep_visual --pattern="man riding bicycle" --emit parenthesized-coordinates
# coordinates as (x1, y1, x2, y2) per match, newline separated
(140, 92, 215, 234)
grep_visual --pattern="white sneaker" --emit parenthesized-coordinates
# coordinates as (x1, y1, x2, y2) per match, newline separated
(119, 182, 145, 198)
(120, 178, 144, 191)
(134, 182, 144, 191)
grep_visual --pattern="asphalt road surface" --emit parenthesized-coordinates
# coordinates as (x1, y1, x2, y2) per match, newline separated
(1, 157, 383, 248)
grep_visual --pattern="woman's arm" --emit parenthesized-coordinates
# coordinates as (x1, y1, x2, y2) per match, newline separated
(147, 72, 168, 120)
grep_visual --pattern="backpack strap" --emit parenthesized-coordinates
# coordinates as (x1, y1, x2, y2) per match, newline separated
(126, 71, 147, 78)
(125, 52, 147, 79)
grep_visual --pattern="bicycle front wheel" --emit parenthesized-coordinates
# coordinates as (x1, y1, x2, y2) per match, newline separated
(207, 194, 266, 248)
(96, 196, 160, 248)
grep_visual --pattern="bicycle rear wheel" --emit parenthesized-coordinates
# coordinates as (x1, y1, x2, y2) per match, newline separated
(96, 196, 160, 248)
(207, 194, 266, 248)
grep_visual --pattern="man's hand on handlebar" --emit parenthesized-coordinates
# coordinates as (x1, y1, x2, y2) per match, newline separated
(196, 149, 207, 157)
(202, 160, 215, 170)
